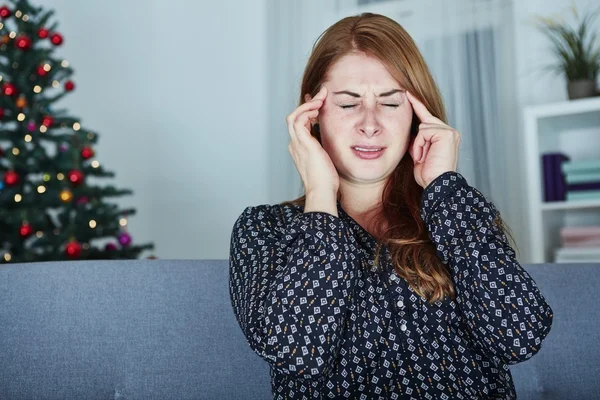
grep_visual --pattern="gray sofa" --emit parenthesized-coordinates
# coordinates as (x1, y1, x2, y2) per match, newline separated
(0, 260, 598, 399)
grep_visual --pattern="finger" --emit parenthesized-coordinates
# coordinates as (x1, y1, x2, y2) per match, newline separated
(293, 109, 319, 142)
(420, 140, 431, 163)
(287, 106, 320, 142)
(419, 122, 450, 130)
(286, 97, 324, 128)
(406, 91, 442, 124)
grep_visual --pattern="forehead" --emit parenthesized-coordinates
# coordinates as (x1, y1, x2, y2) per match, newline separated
(325, 53, 398, 88)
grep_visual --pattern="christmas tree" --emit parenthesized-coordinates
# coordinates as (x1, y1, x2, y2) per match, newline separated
(0, 0, 154, 263)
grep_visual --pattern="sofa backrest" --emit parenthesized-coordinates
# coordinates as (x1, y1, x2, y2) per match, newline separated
(0, 259, 271, 400)
(1, 260, 599, 399)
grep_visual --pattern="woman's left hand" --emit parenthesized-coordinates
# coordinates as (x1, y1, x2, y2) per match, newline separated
(406, 91, 461, 189)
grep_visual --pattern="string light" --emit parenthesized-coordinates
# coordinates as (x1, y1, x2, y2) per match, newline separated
(73, 122, 80, 131)
(57, 173, 65, 180)
(33, 85, 42, 93)
(9, 31, 16, 39)
(43, 63, 51, 72)
(89, 220, 97, 228)
(36, 231, 43, 238)
(119, 218, 128, 226)
(40, 125, 47, 133)
(24, 134, 32, 142)
(3, 253, 11, 262)
(87, 132, 95, 140)
(91, 160, 100, 168)
(12, 148, 19, 155)
(14, 10, 22, 18)
(43, 173, 51, 181)
(14, 194, 22, 202)
(22, 14, 29, 21)
(61, 60, 69, 68)
(37, 185, 46, 193)
(17, 113, 25, 121)
(52, 80, 59, 88)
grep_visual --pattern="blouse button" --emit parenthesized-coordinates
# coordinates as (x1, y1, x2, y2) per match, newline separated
(400, 324, 407, 332)
(396, 300, 404, 308)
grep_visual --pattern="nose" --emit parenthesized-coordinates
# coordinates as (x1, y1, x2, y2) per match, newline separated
(359, 108, 381, 137)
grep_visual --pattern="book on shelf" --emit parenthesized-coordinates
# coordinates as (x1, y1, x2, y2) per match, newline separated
(541, 153, 570, 202)
(562, 158, 600, 174)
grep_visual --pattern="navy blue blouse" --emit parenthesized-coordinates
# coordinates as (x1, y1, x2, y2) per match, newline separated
(229, 171, 553, 399)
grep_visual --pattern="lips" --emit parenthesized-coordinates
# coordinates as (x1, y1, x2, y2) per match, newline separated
(351, 145, 385, 152)
(351, 146, 386, 160)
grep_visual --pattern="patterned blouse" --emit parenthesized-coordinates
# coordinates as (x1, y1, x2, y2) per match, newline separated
(229, 171, 553, 399)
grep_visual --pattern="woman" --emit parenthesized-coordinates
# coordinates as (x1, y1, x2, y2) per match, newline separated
(229, 13, 553, 400)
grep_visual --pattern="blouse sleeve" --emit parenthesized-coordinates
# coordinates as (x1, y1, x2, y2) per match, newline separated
(229, 204, 361, 380)
(420, 171, 554, 365)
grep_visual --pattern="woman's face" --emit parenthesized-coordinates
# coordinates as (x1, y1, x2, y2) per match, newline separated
(317, 52, 413, 185)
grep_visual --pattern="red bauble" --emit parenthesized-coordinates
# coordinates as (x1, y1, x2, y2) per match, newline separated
(50, 33, 63, 46)
(37, 65, 48, 76)
(68, 169, 84, 186)
(4, 170, 19, 186)
(15, 35, 32, 50)
(65, 80, 75, 91)
(20, 223, 33, 237)
(2, 82, 16, 96)
(0, 108, 4, 119)
(0, 6, 11, 19)
(38, 28, 49, 39)
(81, 146, 94, 159)
(65, 241, 82, 258)
(41, 115, 54, 127)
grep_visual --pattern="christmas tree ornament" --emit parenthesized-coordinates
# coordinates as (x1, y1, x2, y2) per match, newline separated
(50, 32, 63, 46)
(15, 35, 32, 50)
(38, 27, 49, 39)
(0, 35, 9, 44)
(16, 95, 27, 108)
(0, 108, 4, 118)
(37, 65, 48, 76)
(41, 115, 54, 127)
(4, 170, 19, 186)
(81, 146, 94, 159)
(67, 169, 84, 186)
(105, 243, 117, 251)
(27, 121, 36, 131)
(0, 5, 11, 19)
(64, 80, 75, 91)
(59, 189, 73, 202)
(65, 240, 82, 258)
(118, 232, 132, 246)
(2, 82, 17, 96)
(20, 223, 33, 237)
(76, 196, 89, 205)
(59, 143, 68, 152)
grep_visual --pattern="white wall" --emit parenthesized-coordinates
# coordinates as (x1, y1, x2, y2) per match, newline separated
(44, 0, 269, 259)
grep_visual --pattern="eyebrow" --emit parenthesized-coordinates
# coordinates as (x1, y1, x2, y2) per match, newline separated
(332, 89, 404, 98)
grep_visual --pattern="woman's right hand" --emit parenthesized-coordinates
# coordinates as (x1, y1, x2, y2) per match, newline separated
(286, 86, 340, 200)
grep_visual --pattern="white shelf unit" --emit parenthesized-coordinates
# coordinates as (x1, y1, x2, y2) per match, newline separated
(524, 96, 600, 264)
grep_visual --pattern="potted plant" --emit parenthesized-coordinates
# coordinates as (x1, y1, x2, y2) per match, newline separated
(535, 5, 600, 99)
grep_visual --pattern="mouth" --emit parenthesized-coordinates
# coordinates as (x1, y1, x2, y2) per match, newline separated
(351, 146, 386, 159)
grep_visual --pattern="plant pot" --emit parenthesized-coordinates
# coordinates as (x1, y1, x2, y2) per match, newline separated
(567, 80, 598, 100)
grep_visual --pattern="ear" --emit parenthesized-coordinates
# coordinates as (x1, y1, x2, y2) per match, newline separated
(304, 93, 312, 103)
